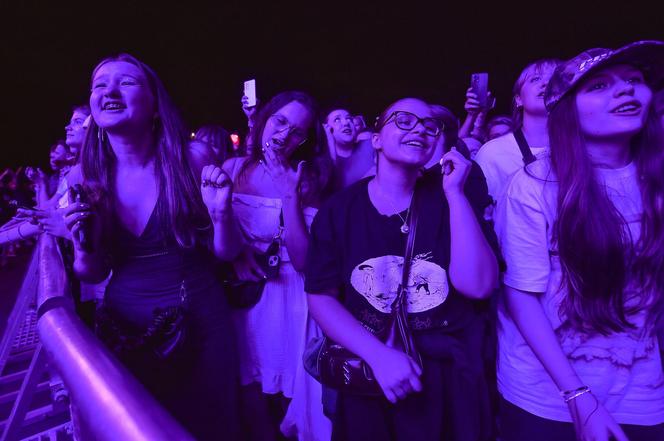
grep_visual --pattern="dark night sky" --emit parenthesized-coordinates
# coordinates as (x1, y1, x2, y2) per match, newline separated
(1, 1, 662, 169)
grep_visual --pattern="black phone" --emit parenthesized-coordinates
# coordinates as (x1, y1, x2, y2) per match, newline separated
(471, 73, 490, 109)
(68, 184, 93, 253)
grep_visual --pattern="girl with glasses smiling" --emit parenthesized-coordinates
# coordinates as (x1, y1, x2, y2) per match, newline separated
(222, 91, 333, 440)
(305, 97, 499, 440)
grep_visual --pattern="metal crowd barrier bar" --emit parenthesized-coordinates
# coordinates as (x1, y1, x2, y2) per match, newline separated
(36, 234, 194, 441)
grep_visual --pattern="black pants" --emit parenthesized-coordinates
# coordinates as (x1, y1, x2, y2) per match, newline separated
(332, 325, 493, 441)
(499, 396, 664, 441)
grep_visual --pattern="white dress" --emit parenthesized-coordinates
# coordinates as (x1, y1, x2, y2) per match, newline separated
(230, 160, 331, 441)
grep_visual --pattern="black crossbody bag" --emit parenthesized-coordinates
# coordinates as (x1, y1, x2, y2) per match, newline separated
(223, 211, 283, 308)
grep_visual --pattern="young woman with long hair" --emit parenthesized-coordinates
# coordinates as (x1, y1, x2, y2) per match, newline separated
(63, 53, 242, 440)
(496, 41, 664, 441)
(222, 90, 332, 440)
(306, 97, 498, 440)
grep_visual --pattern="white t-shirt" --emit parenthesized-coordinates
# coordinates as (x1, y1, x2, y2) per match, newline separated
(475, 132, 548, 204)
(495, 157, 664, 425)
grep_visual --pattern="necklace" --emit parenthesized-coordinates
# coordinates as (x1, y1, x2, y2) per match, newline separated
(396, 209, 411, 234)
(383, 190, 413, 234)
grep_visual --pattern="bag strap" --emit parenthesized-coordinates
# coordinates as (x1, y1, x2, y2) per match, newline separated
(391, 182, 422, 366)
(395, 183, 420, 305)
(514, 128, 536, 165)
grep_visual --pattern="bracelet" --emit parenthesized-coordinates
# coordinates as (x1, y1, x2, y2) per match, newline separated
(561, 385, 591, 403)
(17, 223, 27, 240)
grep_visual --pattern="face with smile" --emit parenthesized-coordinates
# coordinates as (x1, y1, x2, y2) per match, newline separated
(373, 98, 440, 168)
(515, 64, 556, 116)
(65, 110, 88, 151)
(326, 109, 357, 146)
(575, 64, 652, 141)
(261, 100, 313, 158)
(90, 61, 156, 134)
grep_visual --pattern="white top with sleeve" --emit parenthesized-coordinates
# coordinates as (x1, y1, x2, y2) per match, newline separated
(474, 132, 547, 205)
(495, 157, 664, 425)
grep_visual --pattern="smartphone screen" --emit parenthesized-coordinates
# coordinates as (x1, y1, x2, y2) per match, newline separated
(470, 73, 489, 109)
(244, 79, 257, 107)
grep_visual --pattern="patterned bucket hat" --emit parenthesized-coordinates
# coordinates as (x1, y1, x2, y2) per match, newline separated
(544, 40, 664, 112)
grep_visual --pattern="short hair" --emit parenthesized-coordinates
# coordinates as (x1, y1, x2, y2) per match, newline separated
(511, 59, 561, 128)
(72, 104, 91, 117)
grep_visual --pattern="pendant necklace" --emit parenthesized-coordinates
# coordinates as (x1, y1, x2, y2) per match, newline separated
(385, 193, 413, 234)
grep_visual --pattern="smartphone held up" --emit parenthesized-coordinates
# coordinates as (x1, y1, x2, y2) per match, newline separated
(243, 79, 257, 107)
(470, 73, 495, 110)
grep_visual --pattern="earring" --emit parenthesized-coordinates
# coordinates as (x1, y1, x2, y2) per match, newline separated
(97, 127, 105, 143)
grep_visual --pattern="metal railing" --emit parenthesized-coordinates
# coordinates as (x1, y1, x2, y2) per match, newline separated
(35, 234, 194, 441)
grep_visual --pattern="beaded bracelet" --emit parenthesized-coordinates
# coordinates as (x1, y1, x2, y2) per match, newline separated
(561, 385, 591, 403)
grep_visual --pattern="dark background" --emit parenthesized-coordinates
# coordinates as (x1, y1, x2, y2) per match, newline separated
(1, 1, 662, 169)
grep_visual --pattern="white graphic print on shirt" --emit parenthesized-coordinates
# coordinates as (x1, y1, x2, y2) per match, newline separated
(350, 252, 449, 313)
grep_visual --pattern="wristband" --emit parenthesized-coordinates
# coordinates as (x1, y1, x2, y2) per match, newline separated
(561, 385, 591, 403)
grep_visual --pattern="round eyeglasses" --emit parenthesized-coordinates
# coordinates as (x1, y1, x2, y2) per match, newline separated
(269, 114, 308, 146)
(381, 111, 444, 137)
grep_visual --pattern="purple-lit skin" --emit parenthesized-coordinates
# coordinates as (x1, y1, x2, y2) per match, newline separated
(488, 123, 511, 140)
(352, 115, 365, 133)
(515, 64, 554, 118)
(325, 109, 357, 157)
(90, 61, 156, 134)
(225, 99, 314, 276)
(308, 98, 498, 404)
(575, 64, 652, 147)
(371, 99, 438, 168)
(67, 60, 241, 280)
(50, 143, 68, 170)
(503, 63, 655, 441)
(261, 101, 312, 158)
(65, 110, 88, 155)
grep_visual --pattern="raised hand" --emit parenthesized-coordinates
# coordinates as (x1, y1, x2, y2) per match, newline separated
(464, 87, 482, 115)
(440, 147, 472, 196)
(261, 144, 305, 199)
(241, 95, 258, 121)
(22, 207, 71, 239)
(62, 200, 100, 254)
(200, 165, 233, 223)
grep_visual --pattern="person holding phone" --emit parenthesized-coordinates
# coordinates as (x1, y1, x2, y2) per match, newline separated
(496, 41, 664, 441)
(474, 59, 560, 210)
(63, 53, 242, 440)
(306, 97, 498, 440)
(223, 91, 332, 440)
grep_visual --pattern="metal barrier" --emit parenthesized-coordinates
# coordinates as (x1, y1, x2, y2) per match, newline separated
(35, 234, 194, 441)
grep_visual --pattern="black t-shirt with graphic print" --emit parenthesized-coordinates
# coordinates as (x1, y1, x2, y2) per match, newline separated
(305, 162, 498, 333)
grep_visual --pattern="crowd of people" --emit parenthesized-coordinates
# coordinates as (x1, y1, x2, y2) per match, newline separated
(1, 39, 664, 441)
